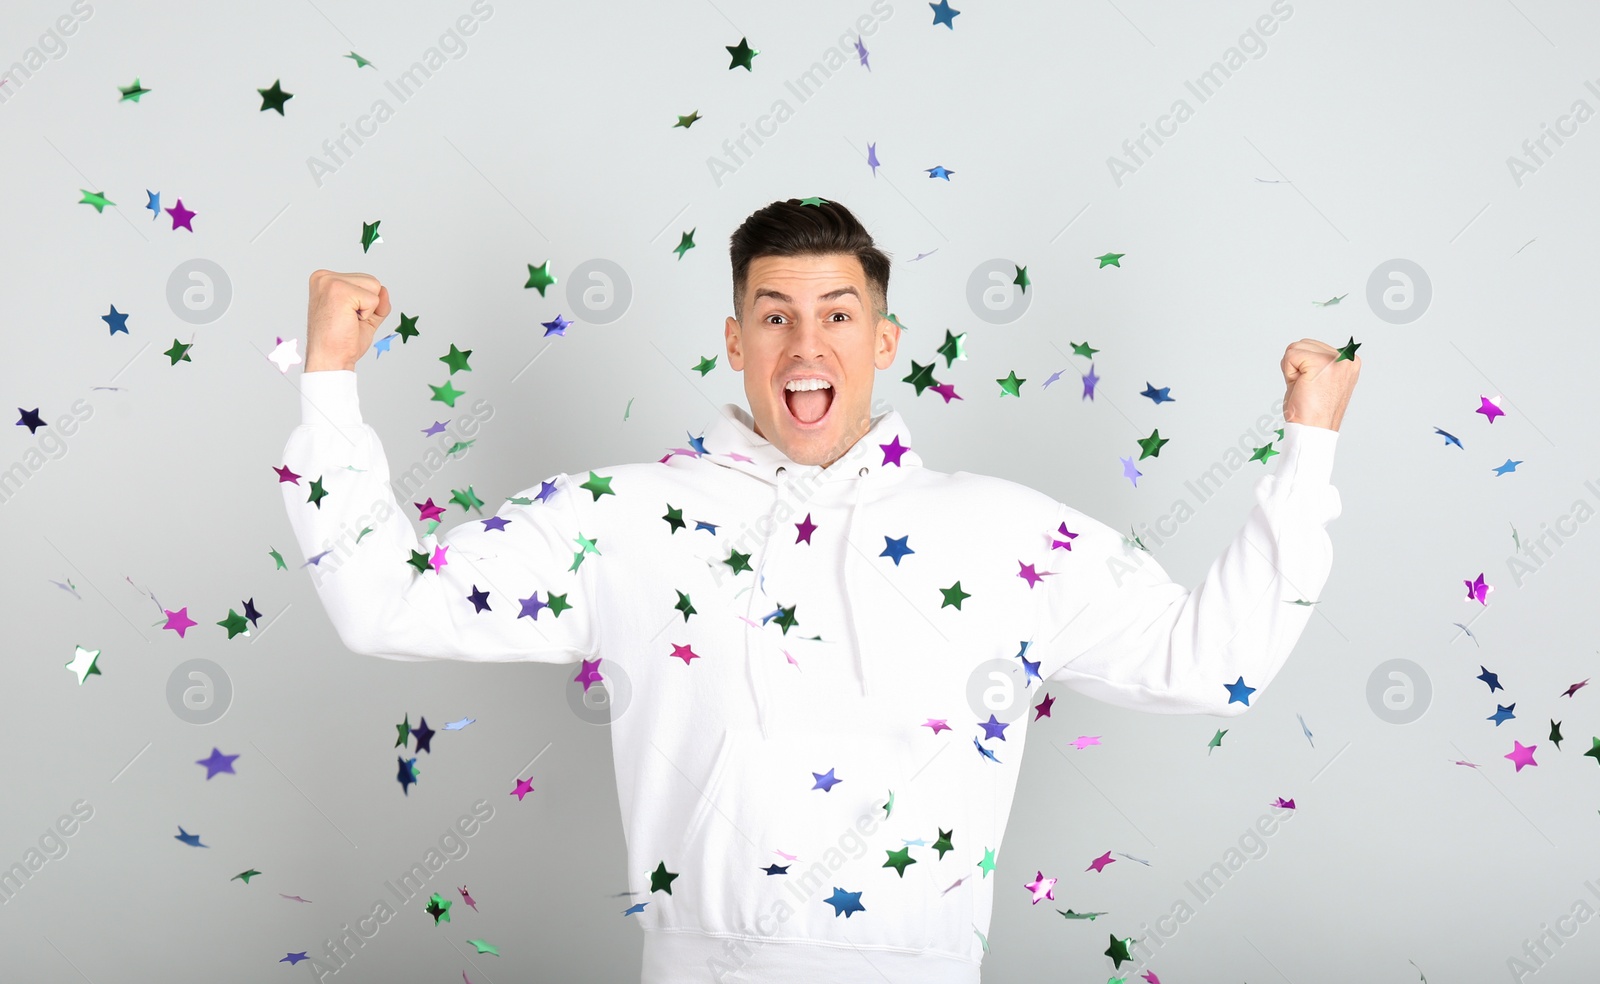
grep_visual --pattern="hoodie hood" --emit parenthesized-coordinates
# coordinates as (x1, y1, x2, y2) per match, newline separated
(696, 401, 922, 486)
(695, 402, 922, 738)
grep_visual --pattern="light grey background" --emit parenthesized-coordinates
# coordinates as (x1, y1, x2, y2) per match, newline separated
(4, 0, 1599, 980)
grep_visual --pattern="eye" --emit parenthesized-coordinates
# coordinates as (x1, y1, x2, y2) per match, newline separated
(764, 314, 787, 326)
(829, 312, 851, 322)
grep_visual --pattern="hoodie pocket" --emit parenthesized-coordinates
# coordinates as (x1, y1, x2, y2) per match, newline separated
(671, 727, 769, 936)
(672, 723, 974, 956)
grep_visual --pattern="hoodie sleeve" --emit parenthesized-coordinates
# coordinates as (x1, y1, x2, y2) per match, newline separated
(1030, 422, 1341, 715)
(279, 370, 599, 664)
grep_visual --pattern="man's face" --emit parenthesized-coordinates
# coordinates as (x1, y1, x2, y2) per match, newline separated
(725, 253, 898, 468)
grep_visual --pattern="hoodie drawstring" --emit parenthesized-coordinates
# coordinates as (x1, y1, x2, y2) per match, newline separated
(840, 470, 871, 700)
(742, 464, 875, 739)
(744, 471, 789, 741)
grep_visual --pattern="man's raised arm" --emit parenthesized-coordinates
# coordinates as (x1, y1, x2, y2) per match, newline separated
(1028, 339, 1359, 715)
(277, 270, 598, 665)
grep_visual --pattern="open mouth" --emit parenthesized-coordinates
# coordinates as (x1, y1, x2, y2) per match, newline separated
(782, 381, 835, 427)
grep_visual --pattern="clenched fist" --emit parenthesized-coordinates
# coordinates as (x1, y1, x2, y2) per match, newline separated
(1281, 338, 1360, 432)
(304, 270, 392, 373)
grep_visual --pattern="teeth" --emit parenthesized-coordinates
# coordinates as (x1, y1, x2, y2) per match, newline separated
(784, 379, 832, 392)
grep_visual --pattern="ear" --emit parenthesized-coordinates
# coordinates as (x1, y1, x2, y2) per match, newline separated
(725, 315, 743, 370)
(873, 314, 899, 370)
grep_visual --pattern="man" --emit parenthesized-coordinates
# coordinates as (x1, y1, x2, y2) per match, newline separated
(281, 198, 1357, 983)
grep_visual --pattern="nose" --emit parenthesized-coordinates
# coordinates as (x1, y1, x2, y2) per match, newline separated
(788, 316, 828, 362)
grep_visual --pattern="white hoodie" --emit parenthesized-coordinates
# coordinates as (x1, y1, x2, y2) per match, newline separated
(280, 370, 1342, 983)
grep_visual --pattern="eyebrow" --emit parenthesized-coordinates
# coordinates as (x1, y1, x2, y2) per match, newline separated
(751, 285, 861, 305)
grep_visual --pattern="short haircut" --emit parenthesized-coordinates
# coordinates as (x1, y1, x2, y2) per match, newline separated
(729, 199, 891, 323)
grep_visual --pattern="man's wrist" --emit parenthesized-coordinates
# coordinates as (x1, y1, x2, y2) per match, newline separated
(1284, 411, 1338, 432)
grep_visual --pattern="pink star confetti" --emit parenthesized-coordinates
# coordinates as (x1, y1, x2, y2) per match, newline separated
(162, 607, 198, 638)
(1505, 741, 1538, 772)
(1024, 870, 1057, 904)
(1464, 572, 1491, 605)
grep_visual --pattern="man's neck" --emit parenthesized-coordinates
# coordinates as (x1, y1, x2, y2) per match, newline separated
(750, 418, 871, 471)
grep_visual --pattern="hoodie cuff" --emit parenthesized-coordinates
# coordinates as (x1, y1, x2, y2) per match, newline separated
(299, 370, 364, 429)
(1276, 421, 1339, 488)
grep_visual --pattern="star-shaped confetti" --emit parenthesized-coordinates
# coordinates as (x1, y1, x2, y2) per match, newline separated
(257, 79, 293, 114)
(163, 607, 198, 638)
(1139, 382, 1173, 404)
(1478, 666, 1502, 692)
(1106, 935, 1135, 968)
(1136, 429, 1168, 459)
(1024, 870, 1057, 904)
(1464, 572, 1491, 605)
(411, 716, 435, 753)
(525, 261, 557, 296)
(1224, 676, 1256, 706)
(929, 0, 961, 28)
(196, 747, 239, 779)
(175, 826, 207, 848)
(166, 199, 195, 232)
(1505, 741, 1538, 771)
(360, 220, 384, 254)
(903, 360, 938, 396)
(937, 330, 967, 366)
(884, 846, 916, 877)
(726, 37, 758, 70)
(216, 609, 250, 639)
(119, 78, 152, 102)
(439, 343, 472, 374)
(66, 644, 102, 684)
(880, 535, 915, 565)
(650, 861, 679, 894)
(79, 189, 116, 213)
(939, 581, 970, 610)
(397, 756, 419, 794)
(824, 886, 865, 917)
(14, 409, 45, 438)
(268, 337, 301, 372)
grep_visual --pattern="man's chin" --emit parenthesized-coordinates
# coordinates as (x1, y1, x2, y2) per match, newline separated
(755, 398, 865, 466)
(772, 432, 835, 467)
